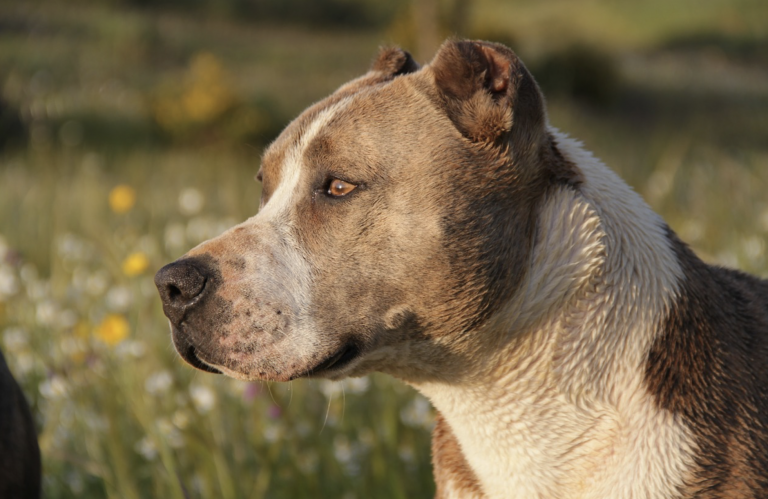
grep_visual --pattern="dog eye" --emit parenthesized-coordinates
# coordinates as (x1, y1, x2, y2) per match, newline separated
(326, 178, 357, 197)
(255, 168, 263, 182)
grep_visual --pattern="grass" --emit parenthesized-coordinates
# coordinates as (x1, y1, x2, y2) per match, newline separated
(1, 0, 767, 497)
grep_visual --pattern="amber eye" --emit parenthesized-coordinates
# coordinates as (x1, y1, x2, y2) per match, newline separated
(327, 178, 357, 197)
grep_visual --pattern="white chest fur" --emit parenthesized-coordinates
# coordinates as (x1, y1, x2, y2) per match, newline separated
(415, 133, 696, 498)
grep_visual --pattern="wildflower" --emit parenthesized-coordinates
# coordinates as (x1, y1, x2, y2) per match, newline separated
(243, 382, 261, 403)
(157, 418, 184, 448)
(40, 375, 69, 399)
(145, 370, 173, 395)
(106, 285, 133, 311)
(333, 434, 354, 464)
(122, 252, 149, 276)
(3, 327, 28, 352)
(267, 405, 281, 419)
(86, 270, 109, 296)
(95, 314, 130, 346)
(36, 300, 58, 326)
(108, 185, 136, 214)
(399, 395, 433, 429)
(114, 339, 146, 358)
(178, 187, 205, 216)
(189, 384, 216, 414)
(344, 376, 370, 394)
(0, 266, 18, 299)
(57, 233, 91, 261)
(135, 436, 158, 460)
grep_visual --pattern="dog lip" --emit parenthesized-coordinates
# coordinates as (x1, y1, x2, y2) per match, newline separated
(182, 343, 222, 374)
(303, 343, 360, 378)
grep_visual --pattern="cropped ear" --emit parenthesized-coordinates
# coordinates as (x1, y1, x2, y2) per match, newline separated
(371, 47, 420, 78)
(430, 40, 547, 154)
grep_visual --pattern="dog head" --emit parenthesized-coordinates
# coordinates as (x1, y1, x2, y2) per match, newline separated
(155, 40, 578, 383)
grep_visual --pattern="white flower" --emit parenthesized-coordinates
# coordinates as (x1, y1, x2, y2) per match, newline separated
(399, 395, 433, 429)
(189, 384, 216, 414)
(178, 188, 205, 216)
(19, 264, 38, 283)
(86, 270, 109, 296)
(343, 376, 370, 394)
(135, 436, 158, 460)
(263, 424, 281, 443)
(114, 339, 147, 358)
(0, 266, 18, 298)
(742, 236, 765, 264)
(145, 370, 173, 395)
(40, 375, 69, 399)
(3, 327, 28, 352)
(15, 353, 36, 377)
(318, 379, 341, 399)
(157, 418, 184, 449)
(105, 285, 132, 312)
(36, 300, 58, 326)
(333, 435, 353, 464)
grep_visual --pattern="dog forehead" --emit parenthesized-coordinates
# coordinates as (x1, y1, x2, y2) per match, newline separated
(263, 76, 441, 180)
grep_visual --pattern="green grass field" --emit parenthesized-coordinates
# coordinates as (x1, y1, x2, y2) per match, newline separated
(1, 0, 767, 497)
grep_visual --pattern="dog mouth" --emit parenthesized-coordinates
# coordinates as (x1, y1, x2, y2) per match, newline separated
(172, 328, 222, 374)
(302, 342, 360, 378)
(184, 345, 223, 374)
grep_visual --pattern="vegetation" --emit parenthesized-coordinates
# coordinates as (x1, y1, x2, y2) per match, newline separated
(0, 0, 766, 497)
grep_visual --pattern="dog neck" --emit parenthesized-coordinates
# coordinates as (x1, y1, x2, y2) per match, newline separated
(412, 131, 696, 498)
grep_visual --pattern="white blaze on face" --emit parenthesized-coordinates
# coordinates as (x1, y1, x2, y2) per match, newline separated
(257, 97, 353, 222)
(209, 97, 355, 378)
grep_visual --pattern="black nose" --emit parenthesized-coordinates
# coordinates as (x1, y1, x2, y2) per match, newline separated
(155, 259, 210, 324)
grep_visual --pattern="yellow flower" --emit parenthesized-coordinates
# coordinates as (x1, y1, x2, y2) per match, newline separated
(109, 185, 136, 214)
(122, 252, 149, 276)
(95, 314, 130, 346)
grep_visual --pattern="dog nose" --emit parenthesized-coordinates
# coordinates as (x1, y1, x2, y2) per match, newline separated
(155, 259, 209, 324)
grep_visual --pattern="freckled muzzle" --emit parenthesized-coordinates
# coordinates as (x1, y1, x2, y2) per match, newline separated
(155, 257, 222, 374)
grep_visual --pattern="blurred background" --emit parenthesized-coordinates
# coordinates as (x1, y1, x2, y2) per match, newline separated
(0, 0, 767, 497)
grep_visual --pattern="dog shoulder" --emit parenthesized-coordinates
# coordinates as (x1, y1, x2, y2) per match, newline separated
(646, 230, 768, 496)
(432, 411, 487, 499)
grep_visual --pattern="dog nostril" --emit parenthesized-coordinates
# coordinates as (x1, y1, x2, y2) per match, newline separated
(155, 259, 211, 321)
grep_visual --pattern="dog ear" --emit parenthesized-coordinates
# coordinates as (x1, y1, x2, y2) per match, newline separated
(430, 40, 547, 152)
(371, 47, 420, 78)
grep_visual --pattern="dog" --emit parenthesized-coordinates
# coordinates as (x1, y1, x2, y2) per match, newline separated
(156, 40, 768, 498)
(0, 349, 41, 498)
